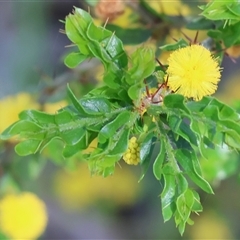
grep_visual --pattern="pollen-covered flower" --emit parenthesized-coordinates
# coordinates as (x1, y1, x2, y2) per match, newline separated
(123, 137, 140, 165)
(0, 192, 48, 239)
(166, 45, 221, 101)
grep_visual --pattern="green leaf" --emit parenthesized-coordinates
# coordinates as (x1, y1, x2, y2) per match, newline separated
(79, 97, 112, 116)
(67, 84, 92, 115)
(163, 94, 190, 114)
(64, 52, 88, 68)
(19, 109, 56, 124)
(0, 120, 42, 140)
(159, 39, 188, 51)
(200, 0, 240, 21)
(106, 24, 152, 45)
(15, 140, 42, 156)
(191, 190, 203, 212)
(208, 22, 240, 47)
(60, 127, 86, 145)
(54, 110, 74, 124)
(139, 131, 154, 164)
(186, 17, 220, 30)
(153, 142, 165, 180)
(176, 149, 214, 194)
(98, 111, 131, 143)
(127, 83, 142, 101)
(176, 189, 194, 222)
(109, 128, 130, 155)
(176, 174, 188, 195)
(126, 47, 156, 85)
(138, 131, 155, 181)
(62, 134, 88, 158)
(161, 164, 176, 222)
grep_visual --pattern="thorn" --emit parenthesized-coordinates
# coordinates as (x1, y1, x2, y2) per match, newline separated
(144, 79, 151, 98)
(65, 44, 77, 48)
(155, 58, 166, 70)
(106, 31, 115, 48)
(180, 30, 192, 44)
(170, 36, 178, 42)
(103, 18, 109, 28)
(59, 29, 65, 34)
(193, 31, 199, 44)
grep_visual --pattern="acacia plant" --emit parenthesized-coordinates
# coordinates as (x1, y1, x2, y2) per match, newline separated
(1, 0, 240, 235)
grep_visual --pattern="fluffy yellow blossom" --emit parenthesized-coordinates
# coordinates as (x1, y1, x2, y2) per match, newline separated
(123, 137, 140, 165)
(147, 0, 190, 16)
(0, 192, 48, 239)
(166, 45, 221, 101)
(54, 163, 140, 210)
(0, 93, 39, 133)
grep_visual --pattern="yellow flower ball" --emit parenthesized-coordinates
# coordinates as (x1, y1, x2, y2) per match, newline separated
(122, 137, 140, 165)
(0, 192, 48, 239)
(166, 45, 221, 101)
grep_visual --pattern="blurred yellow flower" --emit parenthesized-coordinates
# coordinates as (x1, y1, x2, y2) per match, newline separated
(217, 70, 240, 103)
(0, 93, 39, 133)
(0, 192, 48, 239)
(147, 0, 190, 16)
(122, 137, 140, 165)
(226, 45, 240, 59)
(54, 163, 140, 210)
(111, 6, 138, 28)
(188, 210, 233, 239)
(166, 45, 221, 100)
(43, 100, 67, 113)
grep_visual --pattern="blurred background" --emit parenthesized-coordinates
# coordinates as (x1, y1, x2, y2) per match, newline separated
(0, 1, 240, 239)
